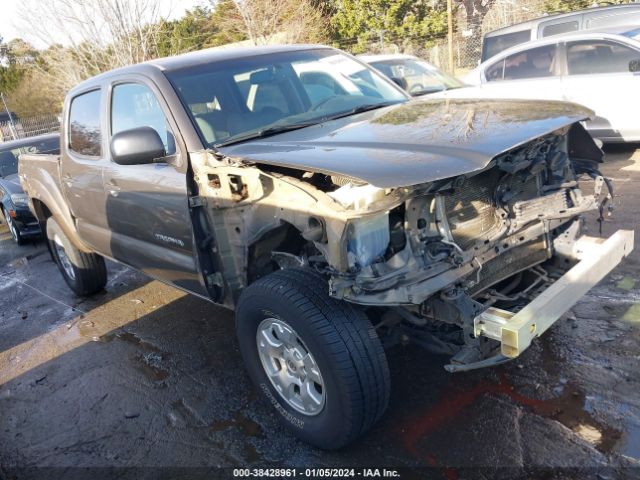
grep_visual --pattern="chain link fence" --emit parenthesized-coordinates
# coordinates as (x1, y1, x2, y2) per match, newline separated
(0, 114, 61, 143)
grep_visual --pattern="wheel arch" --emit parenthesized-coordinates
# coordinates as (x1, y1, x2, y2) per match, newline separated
(32, 198, 92, 253)
(246, 221, 312, 285)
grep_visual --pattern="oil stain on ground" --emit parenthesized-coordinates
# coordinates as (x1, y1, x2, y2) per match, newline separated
(401, 373, 623, 462)
(100, 330, 171, 381)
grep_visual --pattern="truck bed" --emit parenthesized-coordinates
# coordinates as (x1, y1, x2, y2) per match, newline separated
(18, 152, 62, 197)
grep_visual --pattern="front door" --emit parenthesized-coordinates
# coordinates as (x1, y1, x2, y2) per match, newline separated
(561, 39, 640, 142)
(102, 80, 206, 295)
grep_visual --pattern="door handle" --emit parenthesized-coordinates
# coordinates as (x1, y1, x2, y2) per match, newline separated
(62, 173, 73, 187)
(105, 179, 121, 197)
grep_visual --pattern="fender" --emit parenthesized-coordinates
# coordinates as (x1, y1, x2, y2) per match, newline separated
(19, 154, 93, 254)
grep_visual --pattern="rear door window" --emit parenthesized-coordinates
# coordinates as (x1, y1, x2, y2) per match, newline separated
(482, 30, 531, 62)
(68, 90, 102, 157)
(485, 44, 558, 82)
(542, 21, 579, 37)
(586, 11, 640, 29)
(567, 40, 640, 75)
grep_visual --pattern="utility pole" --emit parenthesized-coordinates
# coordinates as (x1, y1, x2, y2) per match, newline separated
(447, 0, 454, 74)
(0, 92, 18, 141)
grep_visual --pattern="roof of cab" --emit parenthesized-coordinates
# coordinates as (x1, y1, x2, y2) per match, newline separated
(69, 44, 330, 94)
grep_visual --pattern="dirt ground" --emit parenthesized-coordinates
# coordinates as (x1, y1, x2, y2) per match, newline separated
(1, 145, 639, 479)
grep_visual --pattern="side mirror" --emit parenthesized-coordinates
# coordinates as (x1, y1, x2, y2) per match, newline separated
(110, 127, 165, 165)
(629, 59, 640, 73)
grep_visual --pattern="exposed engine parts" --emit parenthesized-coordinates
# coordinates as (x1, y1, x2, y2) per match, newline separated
(188, 121, 620, 371)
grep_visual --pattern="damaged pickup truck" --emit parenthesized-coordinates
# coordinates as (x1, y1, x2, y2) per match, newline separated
(19, 45, 633, 449)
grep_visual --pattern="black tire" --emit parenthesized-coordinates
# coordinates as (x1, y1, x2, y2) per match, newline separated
(236, 267, 390, 449)
(46, 217, 107, 296)
(3, 207, 24, 245)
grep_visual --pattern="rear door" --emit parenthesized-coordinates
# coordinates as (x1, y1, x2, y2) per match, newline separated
(561, 39, 640, 141)
(101, 77, 206, 294)
(60, 88, 111, 253)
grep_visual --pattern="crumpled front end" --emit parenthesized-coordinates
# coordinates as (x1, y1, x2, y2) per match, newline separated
(193, 117, 631, 371)
(325, 123, 633, 370)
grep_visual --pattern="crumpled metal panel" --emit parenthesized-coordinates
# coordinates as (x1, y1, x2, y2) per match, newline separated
(217, 98, 592, 188)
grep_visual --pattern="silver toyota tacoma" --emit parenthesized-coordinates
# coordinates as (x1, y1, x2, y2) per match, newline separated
(18, 45, 633, 449)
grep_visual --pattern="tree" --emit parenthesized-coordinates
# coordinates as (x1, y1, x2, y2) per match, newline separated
(221, 0, 329, 45)
(17, 0, 166, 92)
(457, 0, 496, 36)
(455, 0, 497, 62)
(0, 37, 37, 104)
(330, 0, 449, 53)
(207, 0, 249, 47)
(4, 68, 62, 116)
(157, 6, 219, 57)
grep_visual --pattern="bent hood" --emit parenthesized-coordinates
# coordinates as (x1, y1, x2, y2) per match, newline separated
(217, 98, 593, 188)
(0, 174, 26, 195)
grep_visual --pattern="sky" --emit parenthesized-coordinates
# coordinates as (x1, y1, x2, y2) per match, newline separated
(0, 0, 204, 48)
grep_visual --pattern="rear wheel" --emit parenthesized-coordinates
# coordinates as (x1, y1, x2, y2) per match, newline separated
(236, 268, 390, 449)
(3, 207, 24, 245)
(46, 217, 107, 296)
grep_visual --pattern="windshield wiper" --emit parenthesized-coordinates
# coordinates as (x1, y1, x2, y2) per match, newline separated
(323, 101, 400, 122)
(216, 121, 319, 147)
(215, 102, 400, 148)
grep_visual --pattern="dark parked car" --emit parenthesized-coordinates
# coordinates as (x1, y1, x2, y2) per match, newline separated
(0, 111, 19, 123)
(0, 133, 59, 244)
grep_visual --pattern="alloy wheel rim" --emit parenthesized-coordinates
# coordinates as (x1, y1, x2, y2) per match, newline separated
(3, 209, 17, 242)
(53, 235, 76, 280)
(256, 318, 325, 416)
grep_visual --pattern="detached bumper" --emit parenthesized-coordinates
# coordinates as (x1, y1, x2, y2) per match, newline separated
(474, 230, 634, 359)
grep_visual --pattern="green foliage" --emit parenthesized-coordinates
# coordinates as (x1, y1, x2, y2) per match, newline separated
(0, 66, 23, 94)
(5, 68, 63, 116)
(157, 6, 215, 57)
(543, 0, 631, 14)
(329, 0, 448, 53)
(0, 38, 34, 96)
(156, 3, 247, 58)
(0, 37, 62, 116)
(207, 0, 247, 48)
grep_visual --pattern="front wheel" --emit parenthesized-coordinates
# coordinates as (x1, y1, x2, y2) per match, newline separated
(236, 268, 390, 449)
(46, 217, 107, 296)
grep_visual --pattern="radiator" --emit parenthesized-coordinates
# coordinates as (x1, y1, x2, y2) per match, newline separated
(445, 169, 539, 250)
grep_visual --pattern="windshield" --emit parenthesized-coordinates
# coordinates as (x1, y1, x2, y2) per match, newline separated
(622, 27, 640, 41)
(369, 58, 465, 96)
(0, 136, 59, 178)
(166, 48, 408, 147)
